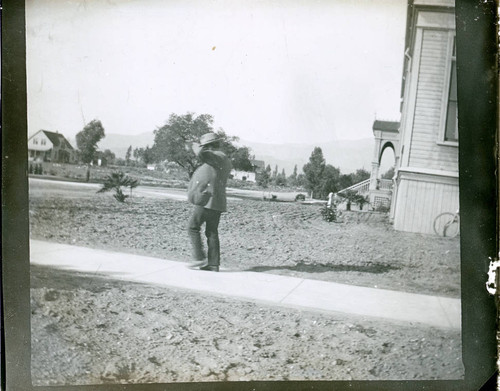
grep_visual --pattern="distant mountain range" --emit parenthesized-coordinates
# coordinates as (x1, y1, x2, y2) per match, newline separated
(85, 132, 375, 175)
(237, 138, 374, 175)
(96, 132, 156, 159)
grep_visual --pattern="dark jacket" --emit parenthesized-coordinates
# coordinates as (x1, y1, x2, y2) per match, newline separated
(188, 148, 232, 212)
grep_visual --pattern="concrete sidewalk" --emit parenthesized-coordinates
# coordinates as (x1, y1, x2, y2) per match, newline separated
(30, 240, 461, 329)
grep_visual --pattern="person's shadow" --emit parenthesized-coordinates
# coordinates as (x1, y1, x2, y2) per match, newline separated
(244, 261, 400, 274)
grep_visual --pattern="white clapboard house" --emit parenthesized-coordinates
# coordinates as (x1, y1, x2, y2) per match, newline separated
(28, 130, 76, 163)
(389, 0, 458, 234)
(230, 160, 265, 183)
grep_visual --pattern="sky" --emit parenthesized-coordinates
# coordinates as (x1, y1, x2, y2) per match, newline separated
(26, 0, 407, 145)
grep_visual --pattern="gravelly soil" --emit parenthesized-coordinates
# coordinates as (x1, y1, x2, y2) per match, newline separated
(29, 184, 463, 385)
(31, 265, 463, 385)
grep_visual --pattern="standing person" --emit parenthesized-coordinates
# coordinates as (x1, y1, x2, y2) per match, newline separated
(327, 192, 335, 208)
(187, 133, 232, 272)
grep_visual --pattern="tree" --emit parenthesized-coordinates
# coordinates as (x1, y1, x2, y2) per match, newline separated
(319, 165, 341, 199)
(76, 119, 105, 182)
(382, 166, 395, 179)
(288, 164, 298, 186)
(231, 146, 255, 171)
(338, 174, 353, 190)
(275, 168, 287, 187)
(256, 164, 272, 188)
(211, 131, 254, 172)
(142, 146, 155, 165)
(152, 113, 243, 177)
(352, 168, 370, 184)
(295, 173, 307, 188)
(133, 148, 140, 161)
(134, 146, 155, 165)
(98, 149, 116, 167)
(125, 146, 132, 166)
(302, 147, 326, 199)
(134, 147, 144, 162)
(152, 113, 214, 176)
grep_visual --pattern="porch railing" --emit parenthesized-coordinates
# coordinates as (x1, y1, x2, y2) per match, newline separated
(338, 178, 371, 196)
(378, 179, 393, 190)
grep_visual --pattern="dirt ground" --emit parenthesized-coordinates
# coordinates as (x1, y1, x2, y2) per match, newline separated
(29, 189, 461, 298)
(31, 265, 463, 385)
(29, 183, 463, 385)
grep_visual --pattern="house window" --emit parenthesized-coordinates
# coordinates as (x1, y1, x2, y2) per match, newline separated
(445, 41, 458, 142)
(438, 34, 458, 145)
(41, 139, 46, 145)
(33, 138, 39, 145)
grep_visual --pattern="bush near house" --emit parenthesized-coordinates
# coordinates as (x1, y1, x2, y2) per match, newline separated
(339, 190, 369, 211)
(29, 163, 44, 175)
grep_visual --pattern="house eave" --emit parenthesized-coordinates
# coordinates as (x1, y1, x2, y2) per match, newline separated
(28, 146, 52, 152)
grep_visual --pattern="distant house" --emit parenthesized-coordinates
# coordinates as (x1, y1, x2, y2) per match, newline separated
(28, 130, 76, 163)
(231, 170, 256, 182)
(230, 160, 265, 183)
(389, 0, 458, 234)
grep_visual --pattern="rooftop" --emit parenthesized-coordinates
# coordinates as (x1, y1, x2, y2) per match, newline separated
(372, 120, 400, 133)
(37, 130, 75, 149)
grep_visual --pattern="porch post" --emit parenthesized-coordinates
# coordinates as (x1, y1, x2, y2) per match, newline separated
(368, 131, 383, 207)
(369, 161, 380, 191)
(369, 133, 382, 192)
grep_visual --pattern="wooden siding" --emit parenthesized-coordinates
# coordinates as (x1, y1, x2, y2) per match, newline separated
(28, 131, 52, 151)
(393, 175, 459, 234)
(408, 29, 458, 172)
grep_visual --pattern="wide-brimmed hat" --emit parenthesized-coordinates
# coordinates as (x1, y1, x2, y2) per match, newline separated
(199, 133, 221, 146)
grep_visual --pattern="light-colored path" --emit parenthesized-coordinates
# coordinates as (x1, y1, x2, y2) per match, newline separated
(30, 240, 461, 329)
(28, 177, 289, 202)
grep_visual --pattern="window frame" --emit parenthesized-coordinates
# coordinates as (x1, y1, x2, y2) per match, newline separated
(437, 31, 458, 147)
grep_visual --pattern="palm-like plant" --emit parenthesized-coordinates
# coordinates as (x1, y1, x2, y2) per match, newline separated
(97, 171, 139, 202)
(338, 190, 369, 211)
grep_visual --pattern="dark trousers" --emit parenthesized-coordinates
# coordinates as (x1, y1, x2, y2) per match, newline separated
(188, 206, 222, 266)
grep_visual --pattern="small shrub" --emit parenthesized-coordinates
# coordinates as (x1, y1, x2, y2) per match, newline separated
(97, 171, 139, 203)
(113, 188, 129, 203)
(375, 204, 390, 213)
(320, 205, 339, 222)
(295, 193, 306, 201)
